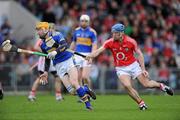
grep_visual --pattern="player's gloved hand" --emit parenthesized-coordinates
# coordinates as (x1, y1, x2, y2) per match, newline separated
(2, 40, 12, 51)
(39, 71, 48, 85)
(47, 51, 57, 59)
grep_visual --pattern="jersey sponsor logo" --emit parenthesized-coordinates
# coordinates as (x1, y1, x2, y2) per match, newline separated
(116, 52, 127, 61)
(77, 37, 92, 46)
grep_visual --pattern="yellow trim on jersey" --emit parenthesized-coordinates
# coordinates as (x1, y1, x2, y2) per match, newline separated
(77, 37, 92, 46)
(45, 36, 53, 42)
(90, 28, 97, 36)
(47, 47, 56, 53)
(75, 27, 81, 30)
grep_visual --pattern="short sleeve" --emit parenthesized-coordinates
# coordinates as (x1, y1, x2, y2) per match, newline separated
(130, 38, 139, 52)
(90, 29, 97, 44)
(103, 40, 111, 49)
(53, 32, 65, 44)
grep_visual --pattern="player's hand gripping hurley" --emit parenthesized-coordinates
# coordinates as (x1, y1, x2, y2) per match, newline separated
(2, 40, 47, 57)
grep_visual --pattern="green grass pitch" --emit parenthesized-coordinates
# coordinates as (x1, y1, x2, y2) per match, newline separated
(0, 95, 180, 120)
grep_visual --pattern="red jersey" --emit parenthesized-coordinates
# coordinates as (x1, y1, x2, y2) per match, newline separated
(103, 35, 138, 66)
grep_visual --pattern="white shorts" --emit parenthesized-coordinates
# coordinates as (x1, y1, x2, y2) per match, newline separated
(74, 52, 91, 68)
(55, 57, 75, 79)
(115, 61, 142, 79)
(37, 57, 56, 72)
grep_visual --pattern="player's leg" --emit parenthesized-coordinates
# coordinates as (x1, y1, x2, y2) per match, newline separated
(51, 71, 63, 101)
(60, 74, 76, 95)
(82, 66, 92, 87)
(68, 66, 92, 110)
(28, 71, 42, 101)
(0, 82, 3, 100)
(118, 75, 147, 110)
(137, 74, 174, 96)
(81, 61, 96, 100)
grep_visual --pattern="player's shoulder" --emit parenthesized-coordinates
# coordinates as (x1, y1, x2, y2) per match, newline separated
(75, 27, 81, 31)
(52, 31, 65, 41)
(107, 38, 114, 42)
(104, 38, 113, 44)
(52, 31, 63, 37)
(52, 31, 61, 36)
(125, 35, 137, 44)
(52, 31, 64, 38)
(89, 27, 97, 35)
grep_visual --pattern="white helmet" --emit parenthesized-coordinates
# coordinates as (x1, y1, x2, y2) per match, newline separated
(80, 14, 90, 24)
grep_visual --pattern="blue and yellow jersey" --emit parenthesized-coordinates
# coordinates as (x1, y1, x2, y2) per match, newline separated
(72, 27, 97, 53)
(40, 32, 73, 65)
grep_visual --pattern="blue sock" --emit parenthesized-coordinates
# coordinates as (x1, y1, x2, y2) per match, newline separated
(83, 85, 89, 92)
(85, 101, 91, 108)
(76, 87, 91, 108)
(76, 87, 86, 97)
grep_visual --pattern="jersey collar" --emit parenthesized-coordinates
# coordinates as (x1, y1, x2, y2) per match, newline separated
(80, 26, 89, 31)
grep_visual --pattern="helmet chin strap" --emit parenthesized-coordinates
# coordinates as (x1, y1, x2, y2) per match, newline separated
(40, 30, 49, 39)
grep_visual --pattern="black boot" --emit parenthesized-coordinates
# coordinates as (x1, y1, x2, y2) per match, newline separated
(0, 89, 3, 100)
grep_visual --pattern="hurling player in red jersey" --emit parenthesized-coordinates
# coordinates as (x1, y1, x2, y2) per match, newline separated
(86, 23, 174, 110)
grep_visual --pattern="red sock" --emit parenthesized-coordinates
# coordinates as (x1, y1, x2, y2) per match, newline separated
(56, 91, 62, 96)
(30, 90, 36, 96)
(160, 83, 165, 91)
(138, 100, 145, 106)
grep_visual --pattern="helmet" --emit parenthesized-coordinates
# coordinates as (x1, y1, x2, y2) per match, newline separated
(49, 23, 55, 29)
(111, 23, 125, 33)
(36, 22, 49, 30)
(80, 14, 90, 23)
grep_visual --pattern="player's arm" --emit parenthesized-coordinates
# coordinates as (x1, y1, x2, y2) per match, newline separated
(87, 39, 110, 59)
(91, 29, 98, 52)
(136, 49, 145, 71)
(34, 39, 42, 52)
(47, 34, 68, 59)
(87, 46, 105, 59)
(133, 41, 149, 77)
(39, 58, 50, 85)
(44, 58, 50, 72)
(55, 40, 68, 53)
(70, 41, 76, 50)
(69, 31, 76, 50)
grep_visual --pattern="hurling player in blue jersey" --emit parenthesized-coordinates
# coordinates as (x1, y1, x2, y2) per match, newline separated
(35, 22, 94, 110)
(70, 14, 97, 97)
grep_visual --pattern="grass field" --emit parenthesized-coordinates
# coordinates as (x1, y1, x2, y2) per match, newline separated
(0, 95, 180, 120)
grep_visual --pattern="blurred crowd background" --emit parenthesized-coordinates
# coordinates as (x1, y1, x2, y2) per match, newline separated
(0, 0, 180, 93)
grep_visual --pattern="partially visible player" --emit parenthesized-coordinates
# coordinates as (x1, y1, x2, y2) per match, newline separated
(35, 22, 95, 110)
(28, 53, 64, 101)
(0, 80, 3, 100)
(86, 23, 174, 110)
(0, 33, 4, 100)
(70, 14, 97, 92)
